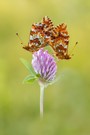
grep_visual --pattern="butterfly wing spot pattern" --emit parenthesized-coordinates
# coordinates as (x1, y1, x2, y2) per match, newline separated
(22, 16, 76, 60)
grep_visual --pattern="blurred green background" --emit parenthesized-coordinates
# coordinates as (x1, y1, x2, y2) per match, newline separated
(0, 0, 90, 135)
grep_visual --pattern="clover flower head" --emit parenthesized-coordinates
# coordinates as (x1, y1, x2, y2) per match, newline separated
(32, 48, 57, 84)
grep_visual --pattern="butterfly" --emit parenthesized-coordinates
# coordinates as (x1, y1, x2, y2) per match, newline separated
(23, 16, 54, 52)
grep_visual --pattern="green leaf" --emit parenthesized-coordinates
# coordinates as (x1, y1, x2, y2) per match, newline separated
(23, 74, 37, 83)
(20, 58, 35, 75)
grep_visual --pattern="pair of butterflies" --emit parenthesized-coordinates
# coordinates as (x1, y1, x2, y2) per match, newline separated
(22, 16, 76, 60)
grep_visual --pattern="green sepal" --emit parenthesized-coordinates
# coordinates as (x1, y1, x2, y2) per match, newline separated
(20, 58, 36, 75)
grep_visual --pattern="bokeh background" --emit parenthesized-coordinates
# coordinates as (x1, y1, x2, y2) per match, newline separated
(0, 0, 90, 135)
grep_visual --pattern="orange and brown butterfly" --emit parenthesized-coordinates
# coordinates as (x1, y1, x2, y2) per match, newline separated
(23, 16, 54, 52)
(49, 23, 71, 60)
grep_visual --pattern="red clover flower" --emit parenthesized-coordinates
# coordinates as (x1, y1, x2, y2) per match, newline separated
(32, 48, 57, 118)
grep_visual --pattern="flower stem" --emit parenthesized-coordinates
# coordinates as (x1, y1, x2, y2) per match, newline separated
(40, 84, 45, 118)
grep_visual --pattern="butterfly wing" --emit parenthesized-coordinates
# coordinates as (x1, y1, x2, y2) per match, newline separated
(23, 16, 53, 52)
(50, 23, 70, 59)
(23, 23, 45, 52)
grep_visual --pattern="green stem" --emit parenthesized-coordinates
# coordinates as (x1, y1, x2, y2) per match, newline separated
(40, 84, 45, 118)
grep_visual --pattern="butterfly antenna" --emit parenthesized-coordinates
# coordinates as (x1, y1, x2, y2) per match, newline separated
(69, 42, 78, 56)
(16, 33, 23, 45)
